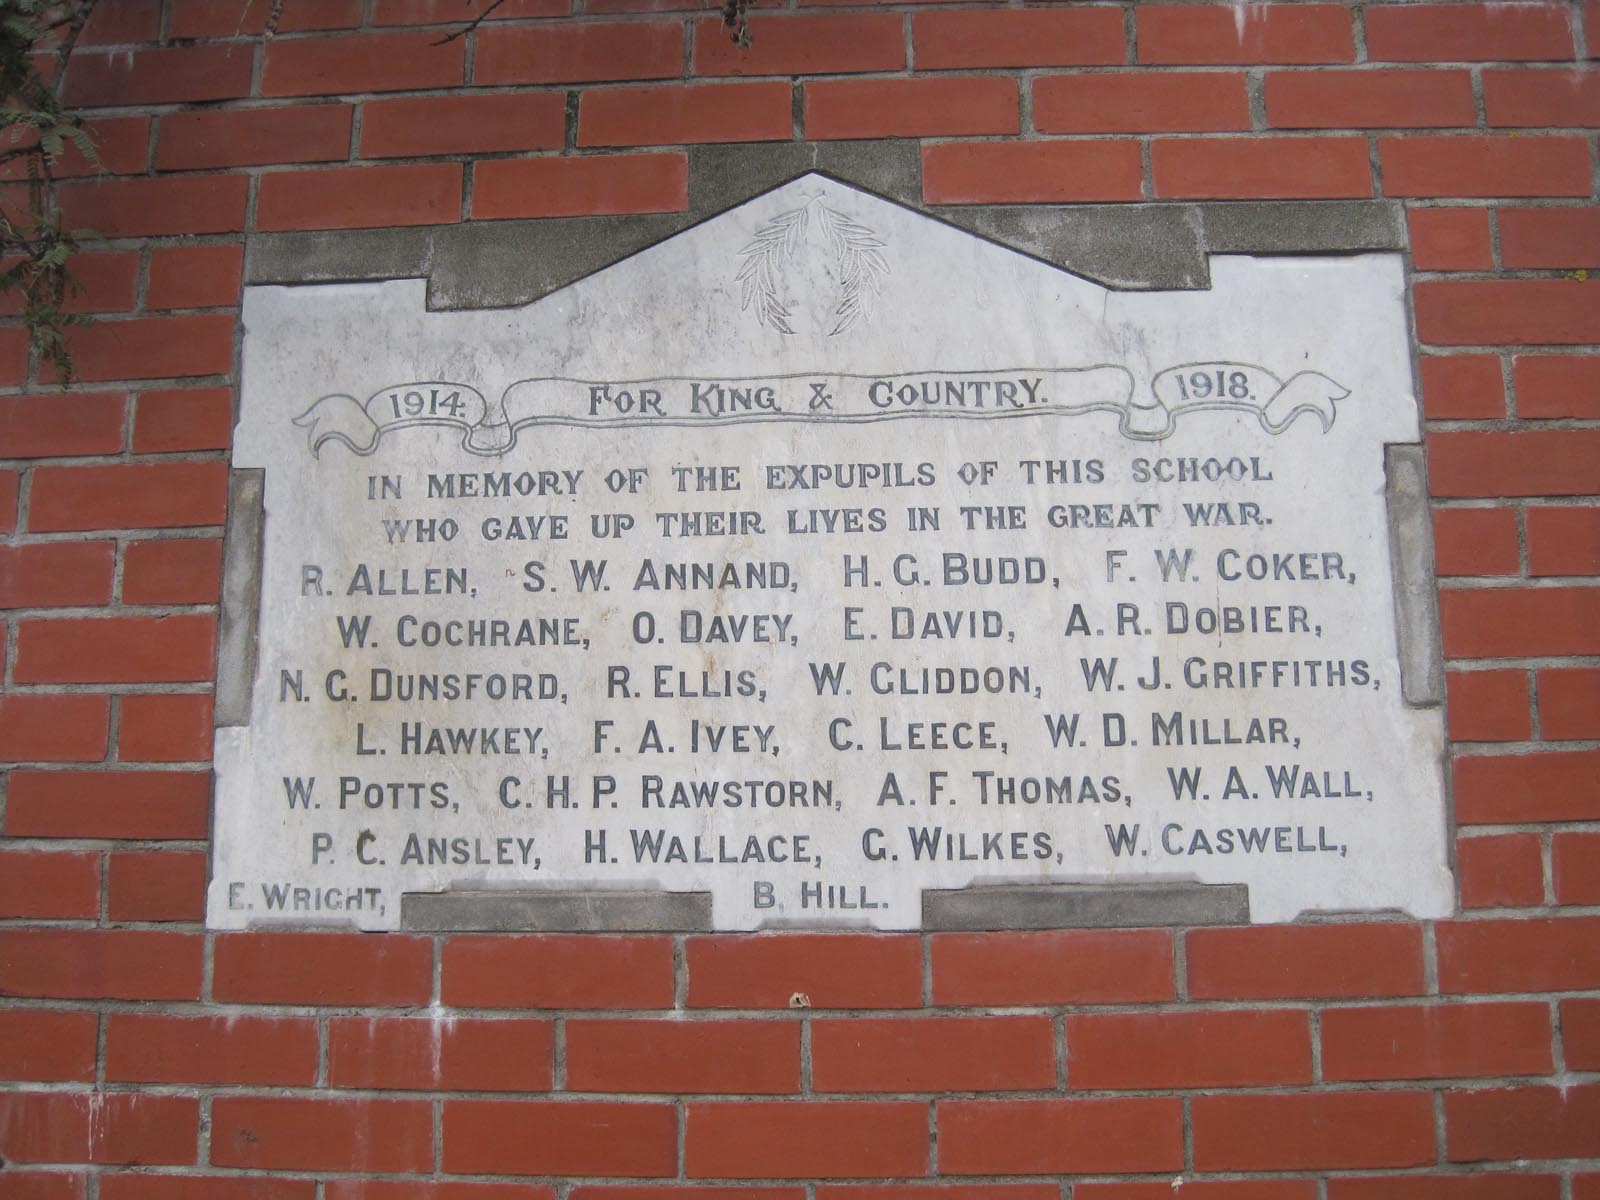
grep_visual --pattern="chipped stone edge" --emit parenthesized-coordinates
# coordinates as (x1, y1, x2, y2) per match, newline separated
(215, 468, 266, 728)
(401, 889, 714, 932)
(1385, 444, 1446, 708)
(244, 142, 1408, 306)
(922, 882, 1250, 931)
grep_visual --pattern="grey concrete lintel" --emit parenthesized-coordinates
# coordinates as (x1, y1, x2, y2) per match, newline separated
(1386, 443, 1446, 707)
(215, 468, 265, 728)
(402, 888, 713, 932)
(922, 881, 1250, 931)
(1199, 200, 1407, 255)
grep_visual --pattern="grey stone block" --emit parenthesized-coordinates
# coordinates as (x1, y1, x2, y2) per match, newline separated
(1198, 201, 1407, 254)
(402, 888, 714, 931)
(247, 226, 434, 286)
(215, 469, 265, 728)
(1386, 443, 1446, 707)
(922, 881, 1250, 930)
(940, 204, 1209, 290)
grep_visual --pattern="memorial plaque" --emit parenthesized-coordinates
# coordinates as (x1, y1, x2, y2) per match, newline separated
(211, 176, 1453, 931)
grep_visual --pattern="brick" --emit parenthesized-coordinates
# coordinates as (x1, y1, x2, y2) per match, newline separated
(1188, 923, 1423, 999)
(157, 105, 352, 170)
(0, 116, 148, 181)
(14, 615, 217, 683)
(1565, 997, 1600, 1068)
(687, 933, 921, 1008)
(262, 32, 465, 97)
(0, 929, 202, 1000)
(106, 849, 208, 921)
(328, 1185, 551, 1200)
(0, 1009, 97, 1081)
(1419, 353, 1508, 419)
(1366, 3, 1575, 62)
(1440, 916, 1600, 992)
(933, 929, 1173, 1005)
(473, 154, 688, 220)
(106, 1014, 319, 1085)
(1194, 1091, 1433, 1170)
(329, 1016, 554, 1091)
(1458, 832, 1546, 908)
(475, 22, 682, 85)
(1487, 69, 1600, 127)
(1455, 750, 1600, 822)
(375, 0, 566, 22)
(63, 45, 251, 106)
(1034, 73, 1250, 134)
(580, 81, 792, 147)
(1442, 589, 1600, 659)
(812, 1015, 1054, 1093)
(0, 391, 123, 457)
(1500, 208, 1600, 270)
(1381, 135, 1591, 198)
(575, 1192, 798, 1200)
(1428, 429, 1600, 495)
(0, 1171, 85, 1200)
(361, 94, 565, 158)
(1432, 508, 1519, 576)
(80, 0, 161, 44)
(212, 1097, 433, 1173)
(102, 1179, 320, 1200)
(1554, 832, 1600, 904)
(0, 469, 17, 533)
(57, 175, 246, 238)
(60, 313, 235, 383)
(0, 850, 101, 918)
(169, 0, 361, 38)
(1410, 207, 1496, 272)
(1528, 506, 1600, 574)
(1267, 68, 1475, 129)
(444, 934, 674, 1008)
(1324, 1001, 1552, 1081)
(258, 163, 462, 232)
(0, 252, 138, 316)
(1514, 355, 1600, 418)
(1137, 4, 1353, 64)
(30, 462, 227, 532)
(1068, 1009, 1311, 1089)
(567, 1019, 799, 1093)
(1447, 668, 1532, 739)
(820, 1189, 1059, 1200)
(1539, 668, 1600, 739)
(4, 768, 210, 839)
(939, 1098, 1183, 1175)
(0, 326, 27, 385)
(923, 141, 1143, 204)
(1590, 0, 1600, 56)
(0, 693, 109, 764)
(133, 387, 232, 453)
(122, 538, 224, 603)
(686, 1102, 927, 1178)
(914, 9, 1124, 68)
(216, 931, 432, 1006)
(146, 247, 243, 313)
(1328, 1178, 1559, 1200)
(443, 1101, 676, 1176)
(1077, 1187, 1314, 1200)
(118, 693, 214, 763)
(0, 543, 116, 609)
(0, 1092, 198, 1166)
(1153, 136, 1370, 199)
(1448, 1085, 1600, 1161)
(807, 78, 1019, 139)
(694, 13, 903, 76)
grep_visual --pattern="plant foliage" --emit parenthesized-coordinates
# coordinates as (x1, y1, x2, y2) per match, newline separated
(0, 0, 98, 382)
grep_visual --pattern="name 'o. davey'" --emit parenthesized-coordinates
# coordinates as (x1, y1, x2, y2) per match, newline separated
(868, 377, 1048, 408)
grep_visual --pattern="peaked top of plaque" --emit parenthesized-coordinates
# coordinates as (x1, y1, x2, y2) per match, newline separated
(239, 173, 1420, 452)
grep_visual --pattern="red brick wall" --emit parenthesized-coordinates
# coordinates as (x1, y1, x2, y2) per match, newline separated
(2, 0, 1598, 1194)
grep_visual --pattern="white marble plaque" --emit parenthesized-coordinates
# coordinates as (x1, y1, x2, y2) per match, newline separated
(211, 176, 1452, 931)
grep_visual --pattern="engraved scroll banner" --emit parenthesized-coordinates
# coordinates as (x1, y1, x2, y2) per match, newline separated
(292, 364, 1347, 459)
